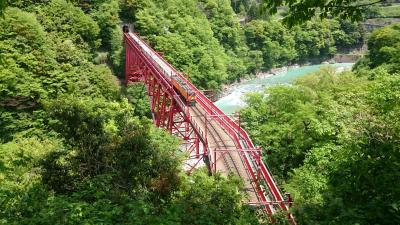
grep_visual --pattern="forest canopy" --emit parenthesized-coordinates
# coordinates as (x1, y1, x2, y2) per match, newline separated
(128, 0, 364, 90)
(240, 23, 400, 224)
(0, 1, 265, 224)
(263, 0, 391, 26)
(1, 0, 399, 224)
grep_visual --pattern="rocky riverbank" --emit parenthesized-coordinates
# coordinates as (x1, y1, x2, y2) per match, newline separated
(220, 64, 300, 97)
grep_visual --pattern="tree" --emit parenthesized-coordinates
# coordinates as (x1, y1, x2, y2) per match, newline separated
(367, 23, 400, 71)
(0, 0, 6, 16)
(244, 19, 297, 69)
(36, 0, 101, 50)
(241, 64, 400, 224)
(292, 19, 338, 61)
(263, 0, 386, 26)
(133, 0, 230, 90)
(0, 7, 56, 140)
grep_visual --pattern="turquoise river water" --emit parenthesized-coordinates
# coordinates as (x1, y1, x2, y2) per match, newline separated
(215, 63, 354, 114)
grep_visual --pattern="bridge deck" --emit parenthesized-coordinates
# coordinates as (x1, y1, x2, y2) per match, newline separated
(190, 105, 259, 202)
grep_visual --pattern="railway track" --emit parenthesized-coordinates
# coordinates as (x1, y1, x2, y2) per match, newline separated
(191, 105, 238, 173)
(190, 105, 259, 201)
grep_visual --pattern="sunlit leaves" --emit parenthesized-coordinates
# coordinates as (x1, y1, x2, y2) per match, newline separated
(134, 0, 231, 90)
(242, 62, 400, 224)
(263, 0, 380, 27)
(367, 23, 400, 71)
(36, 0, 101, 50)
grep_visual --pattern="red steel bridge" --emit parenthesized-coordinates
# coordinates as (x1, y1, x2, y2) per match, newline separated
(124, 27, 296, 224)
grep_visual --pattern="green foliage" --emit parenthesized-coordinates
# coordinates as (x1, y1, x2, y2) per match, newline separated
(0, 7, 55, 140)
(244, 19, 297, 69)
(263, 0, 384, 27)
(244, 18, 363, 69)
(36, 0, 101, 50)
(354, 23, 400, 78)
(119, 0, 150, 21)
(0, 135, 64, 224)
(164, 171, 262, 225)
(245, 50, 263, 74)
(90, 0, 123, 73)
(0, 2, 121, 140)
(0, 7, 54, 99)
(6, 0, 49, 11)
(1, 2, 270, 224)
(241, 65, 400, 224)
(0, 0, 6, 16)
(231, 0, 269, 20)
(292, 20, 338, 61)
(134, 0, 229, 90)
(366, 23, 400, 72)
(198, 0, 253, 82)
(124, 83, 151, 118)
(0, 0, 122, 186)
(333, 19, 364, 50)
(199, 0, 243, 51)
(43, 96, 183, 199)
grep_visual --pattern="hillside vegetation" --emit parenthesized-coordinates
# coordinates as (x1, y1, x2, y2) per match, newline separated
(128, 0, 364, 89)
(1, 0, 398, 225)
(0, 1, 264, 224)
(241, 23, 400, 224)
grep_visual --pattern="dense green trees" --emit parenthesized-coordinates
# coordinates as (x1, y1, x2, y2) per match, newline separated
(263, 0, 387, 26)
(132, 0, 223, 89)
(230, 0, 269, 20)
(1, 0, 394, 224)
(243, 18, 363, 68)
(355, 23, 400, 74)
(90, 0, 124, 73)
(1, 1, 272, 224)
(241, 24, 400, 224)
(0, 0, 370, 91)
(126, 0, 364, 89)
(244, 19, 297, 68)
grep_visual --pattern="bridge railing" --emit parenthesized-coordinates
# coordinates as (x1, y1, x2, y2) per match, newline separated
(194, 92, 287, 214)
(125, 33, 175, 97)
(172, 72, 289, 212)
(174, 73, 283, 190)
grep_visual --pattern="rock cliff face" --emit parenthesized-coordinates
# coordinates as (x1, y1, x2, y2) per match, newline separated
(333, 54, 362, 63)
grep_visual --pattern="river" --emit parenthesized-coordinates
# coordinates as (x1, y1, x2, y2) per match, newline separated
(215, 63, 354, 114)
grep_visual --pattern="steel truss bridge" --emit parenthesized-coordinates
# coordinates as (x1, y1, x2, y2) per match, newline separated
(124, 30, 296, 224)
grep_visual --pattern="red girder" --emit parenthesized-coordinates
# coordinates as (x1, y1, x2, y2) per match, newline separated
(124, 31, 296, 225)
